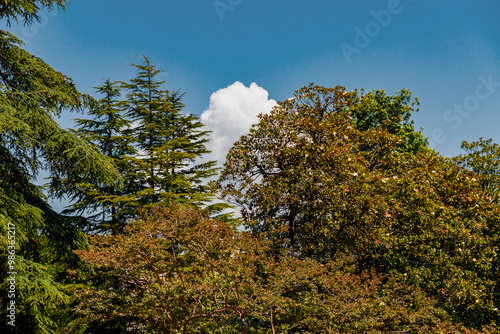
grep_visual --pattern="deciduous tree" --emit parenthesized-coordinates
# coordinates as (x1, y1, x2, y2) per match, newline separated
(215, 84, 500, 329)
(454, 137, 500, 203)
(74, 204, 468, 333)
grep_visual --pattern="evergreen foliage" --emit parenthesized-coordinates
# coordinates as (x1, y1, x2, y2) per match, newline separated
(64, 58, 223, 235)
(0, 0, 67, 26)
(1, 2, 499, 331)
(121, 56, 218, 210)
(64, 79, 136, 234)
(0, 2, 120, 332)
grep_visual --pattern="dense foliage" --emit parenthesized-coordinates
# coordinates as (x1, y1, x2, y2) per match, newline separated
(62, 58, 222, 235)
(73, 204, 494, 334)
(121, 57, 217, 209)
(454, 137, 500, 204)
(1, 2, 500, 333)
(0, 2, 119, 332)
(62, 79, 135, 234)
(215, 84, 500, 330)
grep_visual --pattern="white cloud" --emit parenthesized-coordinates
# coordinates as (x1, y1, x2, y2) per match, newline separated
(201, 81, 277, 167)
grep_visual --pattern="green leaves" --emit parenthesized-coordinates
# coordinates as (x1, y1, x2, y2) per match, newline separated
(0, 0, 68, 26)
(0, 14, 120, 332)
(119, 56, 218, 210)
(217, 84, 409, 256)
(215, 84, 500, 329)
(454, 137, 500, 204)
(59, 79, 132, 233)
(74, 204, 453, 333)
(64, 57, 224, 234)
(0, 30, 118, 185)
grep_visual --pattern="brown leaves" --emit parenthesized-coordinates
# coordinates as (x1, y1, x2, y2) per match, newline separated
(75, 203, 452, 332)
(75, 204, 275, 331)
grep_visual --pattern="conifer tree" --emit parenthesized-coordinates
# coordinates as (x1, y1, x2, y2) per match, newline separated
(66, 79, 137, 234)
(122, 56, 218, 209)
(65, 58, 229, 235)
(0, 0, 67, 26)
(0, 2, 120, 332)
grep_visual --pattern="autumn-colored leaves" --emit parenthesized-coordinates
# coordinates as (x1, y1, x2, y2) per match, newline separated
(74, 205, 455, 333)
(72, 84, 500, 332)
(214, 84, 500, 330)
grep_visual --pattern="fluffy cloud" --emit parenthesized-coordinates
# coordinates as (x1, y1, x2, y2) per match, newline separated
(201, 81, 277, 167)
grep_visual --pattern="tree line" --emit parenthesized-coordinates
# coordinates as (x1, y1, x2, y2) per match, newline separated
(1, 1, 500, 333)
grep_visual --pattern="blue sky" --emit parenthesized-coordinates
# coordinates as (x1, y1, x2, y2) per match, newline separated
(5, 0, 500, 167)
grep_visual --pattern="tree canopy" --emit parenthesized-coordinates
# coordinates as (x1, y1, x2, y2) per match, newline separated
(454, 137, 500, 204)
(1, 2, 500, 332)
(0, 2, 120, 332)
(215, 84, 500, 329)
(0, 0, 68, 26)
(61, 57, 222, 235)
(73, 204, 495, 333)
(122, 56, 217, 209)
